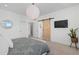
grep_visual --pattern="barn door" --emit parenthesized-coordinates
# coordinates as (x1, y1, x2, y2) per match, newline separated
(42, 19, 51, 41)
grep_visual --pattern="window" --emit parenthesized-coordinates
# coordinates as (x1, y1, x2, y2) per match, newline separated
(2, 20, 13, 29)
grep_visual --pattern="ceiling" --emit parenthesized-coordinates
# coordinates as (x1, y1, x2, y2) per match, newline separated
(0, 3, 79, 16)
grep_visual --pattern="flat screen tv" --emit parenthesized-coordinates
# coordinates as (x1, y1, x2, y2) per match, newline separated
(54, 20, 68, 28)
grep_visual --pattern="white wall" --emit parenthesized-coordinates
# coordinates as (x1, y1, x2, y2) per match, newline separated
(38, 5, 79, 48)
(0, 9, 30, 39)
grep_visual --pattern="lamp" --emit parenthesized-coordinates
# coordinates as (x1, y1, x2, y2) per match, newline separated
(26, 3, 40, 20)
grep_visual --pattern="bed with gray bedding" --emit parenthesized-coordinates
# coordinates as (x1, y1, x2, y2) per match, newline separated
(8, 38, 49, 55)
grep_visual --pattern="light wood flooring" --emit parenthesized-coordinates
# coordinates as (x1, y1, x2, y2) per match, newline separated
(47, 41, 79, 55)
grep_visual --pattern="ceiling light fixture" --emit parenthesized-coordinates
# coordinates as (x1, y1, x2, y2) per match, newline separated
(26, 3, 40, 20)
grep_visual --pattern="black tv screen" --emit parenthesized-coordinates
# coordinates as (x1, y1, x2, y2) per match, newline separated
(54, 20, 68, 28)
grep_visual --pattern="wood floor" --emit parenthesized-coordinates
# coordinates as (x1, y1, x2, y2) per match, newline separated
(47, 41, 79, 55)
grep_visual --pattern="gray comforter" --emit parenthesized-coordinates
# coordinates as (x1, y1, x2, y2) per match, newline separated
(8, 38, 49, 55)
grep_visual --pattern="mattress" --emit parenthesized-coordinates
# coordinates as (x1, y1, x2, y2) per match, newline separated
(8, 38, 49, 55)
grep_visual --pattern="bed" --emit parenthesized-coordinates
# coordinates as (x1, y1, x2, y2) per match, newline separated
(8, 38, 49, 55)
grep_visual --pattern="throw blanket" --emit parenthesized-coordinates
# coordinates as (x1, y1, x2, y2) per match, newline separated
(8, 38, 49, 55)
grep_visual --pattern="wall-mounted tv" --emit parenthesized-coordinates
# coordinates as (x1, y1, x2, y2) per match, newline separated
(54, 20, 68, 28)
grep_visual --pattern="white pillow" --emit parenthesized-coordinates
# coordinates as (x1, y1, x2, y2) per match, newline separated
(0, 36, 13, 55)
(4, 37, 13, 48)
(0, 37, 9, 55)
(7, 39, 13, 48)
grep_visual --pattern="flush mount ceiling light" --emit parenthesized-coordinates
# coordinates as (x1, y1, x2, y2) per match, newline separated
(26, 3, 40, 20)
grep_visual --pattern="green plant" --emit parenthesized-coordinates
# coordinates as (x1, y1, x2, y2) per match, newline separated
(68, 28, 78, 38)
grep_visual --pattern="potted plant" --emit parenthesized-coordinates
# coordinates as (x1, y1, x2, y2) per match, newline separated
(68, 28, 78, 43)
